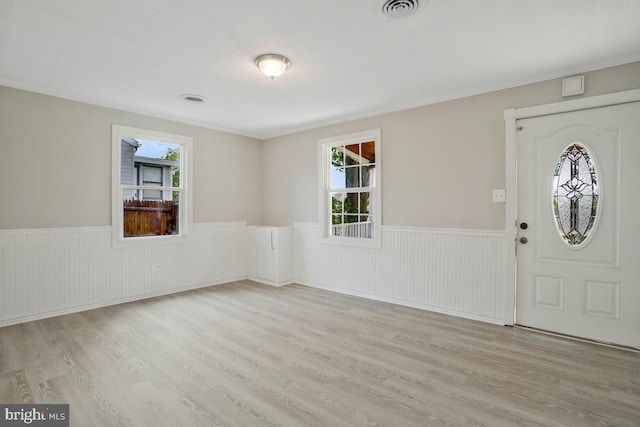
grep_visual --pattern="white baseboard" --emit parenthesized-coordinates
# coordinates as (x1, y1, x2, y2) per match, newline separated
(297, 280, 505, 326)
(0, 276, 246, 328)
(247, 276, 294, 287)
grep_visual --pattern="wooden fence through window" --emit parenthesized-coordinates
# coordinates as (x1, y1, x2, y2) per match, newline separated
(123, 200, 178, 237)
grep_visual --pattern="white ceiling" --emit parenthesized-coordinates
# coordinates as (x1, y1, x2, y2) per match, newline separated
(1, 0, 639, 139)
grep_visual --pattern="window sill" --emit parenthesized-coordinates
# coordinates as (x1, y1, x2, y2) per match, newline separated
(320, 235, 381, 249)
(111, 231, 190, 249)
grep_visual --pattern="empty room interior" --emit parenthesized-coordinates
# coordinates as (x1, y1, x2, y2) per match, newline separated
(1, 1, 640, 426)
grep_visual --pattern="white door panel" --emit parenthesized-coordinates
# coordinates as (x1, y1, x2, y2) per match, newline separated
(516, 102, 639, 348)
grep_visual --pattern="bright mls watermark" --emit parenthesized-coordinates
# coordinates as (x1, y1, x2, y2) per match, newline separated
(0, 405, 68, 426)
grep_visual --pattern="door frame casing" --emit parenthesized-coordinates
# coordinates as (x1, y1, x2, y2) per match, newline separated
(502, 88, 640, 326)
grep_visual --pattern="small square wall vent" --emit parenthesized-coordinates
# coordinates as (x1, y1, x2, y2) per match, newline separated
(562, 75, 585, 97)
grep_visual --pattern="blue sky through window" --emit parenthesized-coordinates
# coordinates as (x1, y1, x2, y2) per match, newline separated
(136, 139, 180, 159)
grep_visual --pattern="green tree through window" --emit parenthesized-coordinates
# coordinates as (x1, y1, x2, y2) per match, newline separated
(162, 147, 180, 201)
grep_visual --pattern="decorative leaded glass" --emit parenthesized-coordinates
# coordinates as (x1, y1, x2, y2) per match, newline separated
(552, 143, 599, 246)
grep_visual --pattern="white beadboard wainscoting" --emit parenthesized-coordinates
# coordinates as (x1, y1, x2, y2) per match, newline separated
(294, 224, 507, 325)
(1, 222, 509, 328)
(0, 222, 247, 327)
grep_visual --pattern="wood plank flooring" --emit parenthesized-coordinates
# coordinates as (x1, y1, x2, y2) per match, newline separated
(0, 280, 638, 426)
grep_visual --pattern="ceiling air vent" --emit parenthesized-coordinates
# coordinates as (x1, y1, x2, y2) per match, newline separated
(378, 0, 420, 19)
(182, 94, 206, 103)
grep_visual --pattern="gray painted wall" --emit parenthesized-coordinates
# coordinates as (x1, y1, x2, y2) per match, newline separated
(0, 86, 263, 229)
(1, 61, 639, 231)
(261, 61, 640, 230)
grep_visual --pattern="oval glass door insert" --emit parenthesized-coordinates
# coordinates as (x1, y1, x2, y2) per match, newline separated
(552, 143, 599, 246)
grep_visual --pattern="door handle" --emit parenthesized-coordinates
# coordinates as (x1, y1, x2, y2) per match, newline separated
(519, 237, 528, 244)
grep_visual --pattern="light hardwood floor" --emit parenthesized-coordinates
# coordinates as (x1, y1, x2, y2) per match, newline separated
(1, 280, 638, 426)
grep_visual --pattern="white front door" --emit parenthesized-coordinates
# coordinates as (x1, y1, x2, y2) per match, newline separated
(516, 102, 640, 349)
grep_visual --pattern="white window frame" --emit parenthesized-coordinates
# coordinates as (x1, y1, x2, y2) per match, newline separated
(111, 124, 193, 248)
(318, 128, 382, 248)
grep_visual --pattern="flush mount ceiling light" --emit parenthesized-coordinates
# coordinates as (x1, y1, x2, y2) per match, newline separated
(255, 53, 290, 80)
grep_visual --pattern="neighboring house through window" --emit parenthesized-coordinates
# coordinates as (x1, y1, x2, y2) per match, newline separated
(135, 158, 178, 201)
(318, 128, 381, 248)
(112, 125, 192, 246)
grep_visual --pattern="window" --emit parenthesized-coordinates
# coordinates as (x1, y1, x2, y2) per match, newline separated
(318, 129, 381, 247)
(112, 125, 192, 246)
(552, 143, 599, 246)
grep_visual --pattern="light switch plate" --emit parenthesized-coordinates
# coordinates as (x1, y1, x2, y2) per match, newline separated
(493, 189, 506, 203)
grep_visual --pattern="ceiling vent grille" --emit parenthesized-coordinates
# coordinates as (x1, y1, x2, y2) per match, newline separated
(378, 0, 420, 19)
(182, 94, 206, 103)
